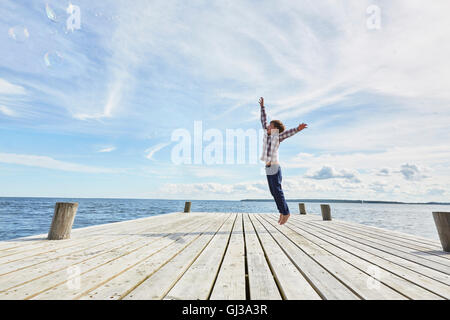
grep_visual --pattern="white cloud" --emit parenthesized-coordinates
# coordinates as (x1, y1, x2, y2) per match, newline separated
(5, 1, 450, 131)
(0, 105, 17, 117)
(0, 152, 124, 173)
(281, 147, 449, 202)
(369, 181, 389, 193)
(145, 142, 171, 160)
(140, 162, 257, 180)
(426, 188, 446, 196)
(285, 146, 450, 175)
(295, 111, 450, 154)
(305, 165, 361, 183)
(239, 0, 450, 123)
(376, 168, 391, 176)
(398, 163, 429, 181)
(0, 78, 26, 95)
(98, 146, 116, 153)
(145, 176, 349, 201)
(2, 1, 449, 202)
(140, 165, 449, 202)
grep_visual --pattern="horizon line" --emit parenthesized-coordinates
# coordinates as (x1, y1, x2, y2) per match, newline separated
(0, 196, 448, 205)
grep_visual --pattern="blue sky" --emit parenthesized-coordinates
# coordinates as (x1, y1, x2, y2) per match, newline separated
(0, 0, 449, 201)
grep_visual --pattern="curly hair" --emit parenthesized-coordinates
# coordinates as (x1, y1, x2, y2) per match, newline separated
(270, 120, 285, 133)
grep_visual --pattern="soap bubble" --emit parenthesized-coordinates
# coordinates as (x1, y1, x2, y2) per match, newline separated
(8, 26, 30, 42)
(44, 51, 63, 67)
(46, 3, 58, 22)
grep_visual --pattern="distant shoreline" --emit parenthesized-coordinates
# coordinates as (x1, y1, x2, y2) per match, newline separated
(241, 199, 450, 205)
(0, 196, 448, 205)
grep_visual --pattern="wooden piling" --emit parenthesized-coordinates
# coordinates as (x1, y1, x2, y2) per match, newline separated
(432, 212, 450, 252)
(47, 202, 78, 240)
(184, 201, 192, 213)
(320, 204, 332, 221)
(299, 203, 307, 215)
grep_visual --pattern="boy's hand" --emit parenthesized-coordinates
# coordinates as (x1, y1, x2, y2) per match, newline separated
(297, 123, 308, 131)
(259, 97, 264, 107)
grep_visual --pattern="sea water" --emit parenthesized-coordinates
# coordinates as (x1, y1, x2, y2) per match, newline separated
(0, 197, 448, 241)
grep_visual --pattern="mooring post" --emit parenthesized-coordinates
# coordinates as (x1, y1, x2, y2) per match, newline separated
(432, 212, 450, 252)
(48, 202, 78, 240)
(184, 201, 191, 213)
(320, 204, 332, 221)
(299, 203, 307, 215)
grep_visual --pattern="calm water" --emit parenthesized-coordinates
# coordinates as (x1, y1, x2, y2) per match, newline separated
(0, 197, 448, 241)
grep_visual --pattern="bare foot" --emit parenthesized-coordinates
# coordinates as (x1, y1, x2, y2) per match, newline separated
(279, 213, 290, 225)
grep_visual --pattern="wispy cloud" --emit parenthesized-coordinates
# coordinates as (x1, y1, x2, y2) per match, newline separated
(1, 1, 449, 201)
(0, 152, 124, 173)
(105, 0, 450, 139)
(0, 78, 26, 95)
(147, 180, 269, 200)
(0, 105, 18, 117)
(145, 142, 171, 160)
(3, 1, 450, 128)
(98, 146, 116, 153)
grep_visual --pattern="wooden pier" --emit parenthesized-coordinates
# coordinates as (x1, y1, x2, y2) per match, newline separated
(0, 212, 449, 300)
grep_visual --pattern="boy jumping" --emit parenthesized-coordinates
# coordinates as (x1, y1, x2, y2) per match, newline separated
(259, 97, 307, 225)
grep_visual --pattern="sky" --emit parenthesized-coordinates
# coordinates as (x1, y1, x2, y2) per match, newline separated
(0, 0, 449, 202)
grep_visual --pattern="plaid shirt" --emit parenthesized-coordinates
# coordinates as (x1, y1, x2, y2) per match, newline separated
(260, 105, 299, 163)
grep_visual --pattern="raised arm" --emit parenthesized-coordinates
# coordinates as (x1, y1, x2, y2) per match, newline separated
(279, 123, 308, 142)
(259, 97, 268, 130)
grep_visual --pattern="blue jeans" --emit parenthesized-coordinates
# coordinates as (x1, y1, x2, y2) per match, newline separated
(266, 165, 290, 215)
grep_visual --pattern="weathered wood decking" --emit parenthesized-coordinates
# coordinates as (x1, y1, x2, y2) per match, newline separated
(0, 212, 449, 300)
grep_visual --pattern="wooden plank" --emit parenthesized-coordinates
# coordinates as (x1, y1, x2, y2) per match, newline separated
(251, 214, 358, 300)
(29, 214, 228, 300)
(291, 214, 447, 261)
(0, 213, 219, 299)
(0, 212, 186, 253)
(209, 213, 246, 300)
(242, 214, 281, 300)
(281, 216, 444, 299)
(288, 217, 450, 299)
(249, 214, 321, 300)
(2, 211, 447, 300)
(0, 230, 130, 262)
(78, 213, 229, 300)
(290, 216, 450, 286)
(164, 214, 237, 300)
(298, 213, 443, 249)
(0, 213, 198, 276)
(122, 214, 233, 300)
(0, 214, 208, 293)
(316, 219, 450, 265)
(328, 218, 449, 257)
(0, 212, 187, 261)
(260, 214, 407, 300)
(302, 219, 450, 276)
